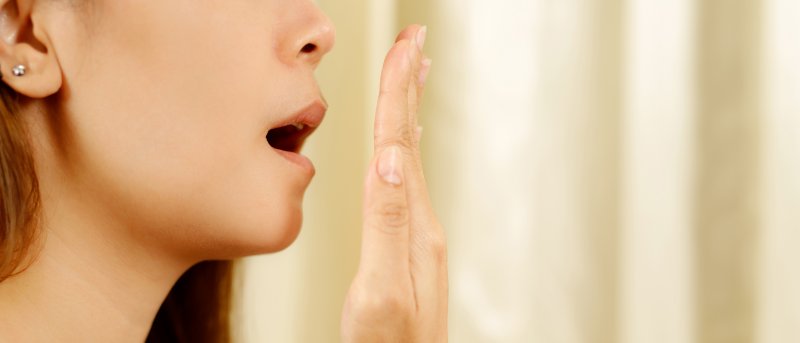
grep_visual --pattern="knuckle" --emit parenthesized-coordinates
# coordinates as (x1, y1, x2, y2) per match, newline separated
(426, 232, 448, 264)
(374, 137, 415, 155)
(428, 232, 447, 253)
(349, 290, 414, 321)
(378, 85, 406, 99)
(376, 202, 409, 232)
(378, 84, 405, 102)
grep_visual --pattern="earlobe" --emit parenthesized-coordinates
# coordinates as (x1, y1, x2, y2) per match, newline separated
(0, 0, 62, 98)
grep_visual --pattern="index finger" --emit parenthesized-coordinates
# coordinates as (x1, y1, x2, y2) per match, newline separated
(358, 146, 411, 284)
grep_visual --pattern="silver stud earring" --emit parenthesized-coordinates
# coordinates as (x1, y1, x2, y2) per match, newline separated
(12, 64, 26, 77)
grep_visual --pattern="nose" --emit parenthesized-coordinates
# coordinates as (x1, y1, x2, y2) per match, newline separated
(285, 4, 336, 68)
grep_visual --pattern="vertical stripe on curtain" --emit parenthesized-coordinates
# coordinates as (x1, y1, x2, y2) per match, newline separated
(620, 0, 695, 342)
(759, 0, 800, 342)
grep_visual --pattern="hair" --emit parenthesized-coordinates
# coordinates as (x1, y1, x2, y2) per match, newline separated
(0, 81, 235, 341)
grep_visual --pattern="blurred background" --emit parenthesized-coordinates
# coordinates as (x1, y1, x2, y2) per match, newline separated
(236, 0, 799, 342)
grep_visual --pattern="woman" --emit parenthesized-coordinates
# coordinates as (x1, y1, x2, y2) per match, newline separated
(0, 0, 447, 342)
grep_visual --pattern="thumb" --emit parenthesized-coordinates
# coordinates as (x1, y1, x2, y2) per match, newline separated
(359, 146, 412, 281)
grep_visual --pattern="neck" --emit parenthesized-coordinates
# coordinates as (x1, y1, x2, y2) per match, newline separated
(0, 194, 193, 342)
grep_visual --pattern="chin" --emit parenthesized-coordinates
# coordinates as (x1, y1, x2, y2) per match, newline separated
(262, 209, 304, 254)
(224, 203, 306, 258)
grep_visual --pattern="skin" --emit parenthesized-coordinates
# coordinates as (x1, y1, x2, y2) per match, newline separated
(0, 0, 446, 342)
(342, 26, 447, 342)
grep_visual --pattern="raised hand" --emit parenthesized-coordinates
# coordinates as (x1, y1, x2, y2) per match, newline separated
(341, 25, 448, 343)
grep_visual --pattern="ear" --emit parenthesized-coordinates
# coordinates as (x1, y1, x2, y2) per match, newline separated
(0, 0, 62, 98)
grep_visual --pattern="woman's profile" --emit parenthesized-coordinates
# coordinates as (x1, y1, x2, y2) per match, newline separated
(0, 0, 447, 342)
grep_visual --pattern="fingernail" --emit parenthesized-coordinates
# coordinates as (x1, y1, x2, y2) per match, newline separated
(378, 146, 403, 185)
(416, 26, 428, 52)
(415, 126, 424, 142)
(419, 58, 432, 85)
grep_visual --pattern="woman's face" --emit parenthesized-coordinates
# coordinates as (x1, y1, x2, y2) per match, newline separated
(38, 0, 335, 259)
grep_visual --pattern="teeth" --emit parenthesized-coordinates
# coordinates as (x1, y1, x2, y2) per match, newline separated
(291, 123, 305, 130)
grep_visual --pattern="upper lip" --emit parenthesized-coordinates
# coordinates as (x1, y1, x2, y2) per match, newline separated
(273, 98, 328, 131)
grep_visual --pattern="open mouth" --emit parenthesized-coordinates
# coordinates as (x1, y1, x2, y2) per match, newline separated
(266, 122, 316, 154)
(264, 100, 326, 174)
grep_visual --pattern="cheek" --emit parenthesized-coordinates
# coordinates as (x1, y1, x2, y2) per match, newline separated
(56, 2, 308, 258)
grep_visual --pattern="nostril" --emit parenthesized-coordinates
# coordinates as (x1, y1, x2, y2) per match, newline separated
(301, 43, 317, 54)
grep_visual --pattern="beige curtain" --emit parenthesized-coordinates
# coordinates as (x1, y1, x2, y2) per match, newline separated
(236, 0, 800, 342)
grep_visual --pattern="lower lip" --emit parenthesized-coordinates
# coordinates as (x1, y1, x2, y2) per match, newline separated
(274, 149, 316, 175)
